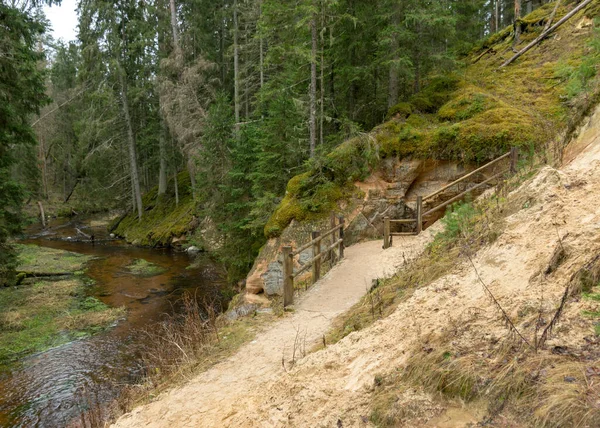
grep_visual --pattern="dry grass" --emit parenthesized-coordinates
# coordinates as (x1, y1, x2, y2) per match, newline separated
(110, 292, 274, 416)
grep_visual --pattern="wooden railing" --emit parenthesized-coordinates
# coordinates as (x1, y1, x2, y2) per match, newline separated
(282, 213, 345, 307)
(383, 147, 518, 248)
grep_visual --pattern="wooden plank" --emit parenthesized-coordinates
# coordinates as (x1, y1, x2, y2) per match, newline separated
(423, 169, 508, 217)
(390, 232, 418, 236)
(312, 231, 321, 284)
(339, 217, 345, 259)
(416, 196, 423, 234)
(329, 212, 336, 264)
(283, 246, 294, 307)
(301, 239, 344, 267)
(383, 217, 390, 249)
(320, 223, 343, 239)
(293, 261, 311, 279)
(389, 218, 417, 224)
(423, 151, 510, 202)
(292, 224, 343, 257)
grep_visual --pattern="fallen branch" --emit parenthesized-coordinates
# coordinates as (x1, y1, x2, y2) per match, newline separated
(542, 0, 563, 34)
(466, 253, 533, 348)
(500, 0, 594, 68)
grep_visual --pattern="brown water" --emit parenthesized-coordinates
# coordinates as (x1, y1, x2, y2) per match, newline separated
(0, 218, 226, 427)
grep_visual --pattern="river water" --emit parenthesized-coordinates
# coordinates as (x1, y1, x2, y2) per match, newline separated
(0, 218, 225, 427)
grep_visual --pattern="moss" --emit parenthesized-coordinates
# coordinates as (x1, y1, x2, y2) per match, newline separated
(386, 102, 413, 120)
(127, 259, 167, 277)
(409, 75, 461, 113)
(264, 136, 375, 238)
(0, 246, 124, 364)
(16, 244, 93, 275)
(113, 170, 196, 247)
(437, 86, 497, 122)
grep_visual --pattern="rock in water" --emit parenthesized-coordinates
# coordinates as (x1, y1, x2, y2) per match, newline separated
(186, 246, 200, 254)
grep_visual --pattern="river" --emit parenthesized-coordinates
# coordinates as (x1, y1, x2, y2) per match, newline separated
(0, 217, 226, 427)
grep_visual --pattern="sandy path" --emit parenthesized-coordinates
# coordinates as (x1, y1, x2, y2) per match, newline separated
(114, 232, 436, 428)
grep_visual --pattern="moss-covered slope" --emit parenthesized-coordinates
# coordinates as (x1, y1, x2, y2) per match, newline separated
(111, 171, 196, 247)
(265, 1, 600, 238)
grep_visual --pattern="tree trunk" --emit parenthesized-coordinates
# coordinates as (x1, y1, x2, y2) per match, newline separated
(501, 0, 593, 68)
(233, 0, 240, 133)
(174, 169, 179, 207)
(39, 135, 48, 199)
(495, 0, 500, 32)
(119, 65, 143, 221)
(169, 0, 180, 51)
(131, 171, 137, 213)
(309, 8, 317, 158)
(514, 0, 522, 46)
(158, 124, 168, 196)
(259, 0, 264, 89)
(388, 9, 400, 109)
(319, 1, 325, 148)
(187, 157, 197, 200)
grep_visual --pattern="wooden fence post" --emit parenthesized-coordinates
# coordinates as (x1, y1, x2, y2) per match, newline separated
(416, 196, 423, 235)
(383, 217, 390, 249)
(339, 216, 345, 259)
(510, 147, 519, 174)
(282, 246, 294, 307)
(329, 211, 336, 264)
(312, 231, 321, 284)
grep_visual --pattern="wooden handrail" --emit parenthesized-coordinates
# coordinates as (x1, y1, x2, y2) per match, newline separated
(283, 214, 345, 306)
(422, 151, 511, 202)
(423, 169, 509, 217)
(292, 223, 343, 256)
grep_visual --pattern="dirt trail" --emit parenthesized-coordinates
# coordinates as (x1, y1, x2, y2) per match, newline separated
(114, 232, 436, 428)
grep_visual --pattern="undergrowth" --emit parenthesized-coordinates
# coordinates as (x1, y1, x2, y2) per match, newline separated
(80, 292, 276, 426)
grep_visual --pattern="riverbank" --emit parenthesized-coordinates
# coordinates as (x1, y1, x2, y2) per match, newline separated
(0, 244, 124, 365)
(1, 218, 229, 427)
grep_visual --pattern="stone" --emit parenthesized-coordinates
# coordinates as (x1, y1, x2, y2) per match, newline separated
(262, 261, 284, 296)
(171, 235, 188, 245)
(225, 303, 259, 321)
(381, 158, 421, 184)
(298, 248, 313, 265)
(244, 293, 271, 307)
(344, 212, 379, 246)
(109, 233, 115, 238)
(186, 246, 200, 254)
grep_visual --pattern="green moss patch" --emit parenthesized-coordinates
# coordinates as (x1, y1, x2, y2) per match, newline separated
(16, 244, 93, 275)
(264, 137, 373, 238)
(112, 171, 196, 247)
(127, 259, 167, 277)
(0, 279, 124, 364)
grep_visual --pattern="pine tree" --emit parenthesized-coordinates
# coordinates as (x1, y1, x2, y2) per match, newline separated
(0, 3, 49, 286)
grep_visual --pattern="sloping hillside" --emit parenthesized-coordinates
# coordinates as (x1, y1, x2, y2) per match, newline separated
(264, 1, 600, 239)
(114, 101, 600, 428)
(227, 104, 600, 427)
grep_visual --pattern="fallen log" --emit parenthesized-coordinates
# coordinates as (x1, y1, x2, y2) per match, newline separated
(500, 0, 594, 68)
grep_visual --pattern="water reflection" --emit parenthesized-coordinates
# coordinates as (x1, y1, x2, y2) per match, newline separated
(0, 218, 224, 427)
